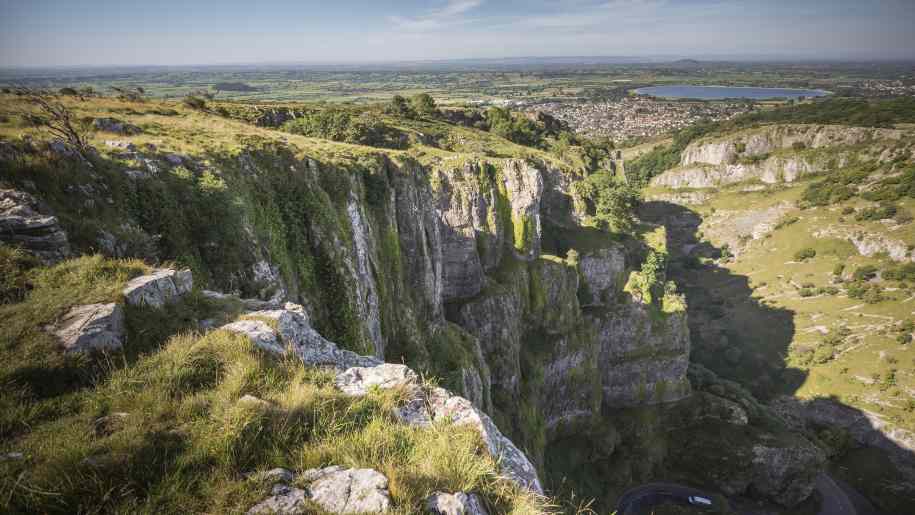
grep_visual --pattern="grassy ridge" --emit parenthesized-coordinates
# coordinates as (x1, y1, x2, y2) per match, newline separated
(0, 255, 546, 514)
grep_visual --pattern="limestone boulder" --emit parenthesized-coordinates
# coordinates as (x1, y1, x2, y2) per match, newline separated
(51, 303, 124, 353)
(122, 268, 192, 308)
(104, 140, 136, 151)
(247, 304, 380, 370)
(220, 320, 285, 355)
(247, 484, 308, 515)
(0, 188, 70, 264)
(429, 388, 543, 494)
(302, 466, 391, 514)
(93, 117, 142, 135)
(425, 491, 489, 515)
(334, 364, 418, 396)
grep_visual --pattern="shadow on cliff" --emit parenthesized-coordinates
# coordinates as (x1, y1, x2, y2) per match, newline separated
(639, 200, 803, 400)
(639, 200, 915, 514)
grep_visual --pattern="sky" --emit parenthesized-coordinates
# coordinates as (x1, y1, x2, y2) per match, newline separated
(1, 0, 914, 67)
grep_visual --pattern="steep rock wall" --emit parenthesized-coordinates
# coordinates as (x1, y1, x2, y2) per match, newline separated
(652, 124, 913, 190)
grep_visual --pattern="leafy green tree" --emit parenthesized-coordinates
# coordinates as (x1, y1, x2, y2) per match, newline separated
(573, 172, 641, 233)
(410, 93, 439, 118)
(386, 95, 414, 118)
(485, 107, 542, 147)
(282, 109, 394, 148)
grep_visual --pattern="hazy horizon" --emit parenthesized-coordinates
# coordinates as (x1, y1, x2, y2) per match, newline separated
(2, 0, 914, 68)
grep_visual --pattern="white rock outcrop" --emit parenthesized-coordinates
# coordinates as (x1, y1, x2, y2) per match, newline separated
(0, 188, 71, 264)
(425, 491, 489, 515)
(247, 484, 309, 515)
(221, 320, 285, 355)
(427, 387, 543, 494)
(334, 364, 418, 396)
(814, 224, 913, 262)
(303, 466, 391, 514)
(50, 303, 124, 353)
(122, 268, 193, 308)
(247, 466, 392, 514)
(222, 300, 544, 496)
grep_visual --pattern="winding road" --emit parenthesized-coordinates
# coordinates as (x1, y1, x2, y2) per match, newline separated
(616, 482, 720, 515)
(616, 474, 859, 515)
(815, 473, 857, 515)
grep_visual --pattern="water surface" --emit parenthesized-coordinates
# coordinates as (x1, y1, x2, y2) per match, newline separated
(634, 85, 830, 100)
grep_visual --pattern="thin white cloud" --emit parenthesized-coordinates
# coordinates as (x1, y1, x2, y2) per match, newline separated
(510, 0, 667, 31)
(388, 0, 484, 32)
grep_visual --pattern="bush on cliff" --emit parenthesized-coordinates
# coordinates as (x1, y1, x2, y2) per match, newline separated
(572, 172, 641, 233)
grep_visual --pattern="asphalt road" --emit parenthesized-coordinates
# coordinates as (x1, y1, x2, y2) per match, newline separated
(616, 482, 719, 515)
(815, 473, 858, 515)
(616, 474, 859, 515)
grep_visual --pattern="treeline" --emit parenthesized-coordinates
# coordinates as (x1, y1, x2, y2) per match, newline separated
(281, 108, 404, 148)
(725, 97, 915, 129)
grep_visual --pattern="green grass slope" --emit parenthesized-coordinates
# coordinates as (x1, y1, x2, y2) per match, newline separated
(643, 143, 915, 511)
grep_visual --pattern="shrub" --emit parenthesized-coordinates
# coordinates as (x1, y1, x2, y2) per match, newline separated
(883, 263, 915, 281)
(792, 141, 807, 151)
(833, 263, 845, 276)
(572, 172, 641, 233)
(183, 95, 207, 110)
(385, 94, 414, 118)
(281, 109, 397, 148)
(863, 287, 884, 304)
(0, 247, 38, 304)
(774, 215, 799, 230)
(853, 265, 878, 281)
(847, 280, 883, 303)
(842, 206, 856, 215)
(484, 107, 541, 147)
(410, 93, 439, 118)
(812, 344, 835, 364)
(799, 288, 815, 297)
(794, 248, 816, 261)
(895, 209, 913, 225)
(855, 203, 897, 222)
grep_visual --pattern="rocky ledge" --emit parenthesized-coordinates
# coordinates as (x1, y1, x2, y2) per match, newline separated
(0, 188, 71, 263)
(218, 300, 544, 503)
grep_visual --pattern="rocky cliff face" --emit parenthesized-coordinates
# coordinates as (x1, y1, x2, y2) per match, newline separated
(679, 124, 905, 168)
(0, 113, 828, 509)
(651, 124, 913, 189)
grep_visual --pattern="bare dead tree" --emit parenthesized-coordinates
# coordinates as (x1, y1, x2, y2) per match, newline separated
(15, 88, 92, 163)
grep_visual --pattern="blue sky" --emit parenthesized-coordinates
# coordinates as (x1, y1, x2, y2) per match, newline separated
(1, 0, 914, 66)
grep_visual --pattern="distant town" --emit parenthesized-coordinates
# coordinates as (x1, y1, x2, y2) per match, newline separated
(528, 97, 754, 142)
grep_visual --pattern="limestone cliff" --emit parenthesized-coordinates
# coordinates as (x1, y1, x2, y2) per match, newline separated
(651, 124, 914, 189)
(0, 100, 829, 510)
